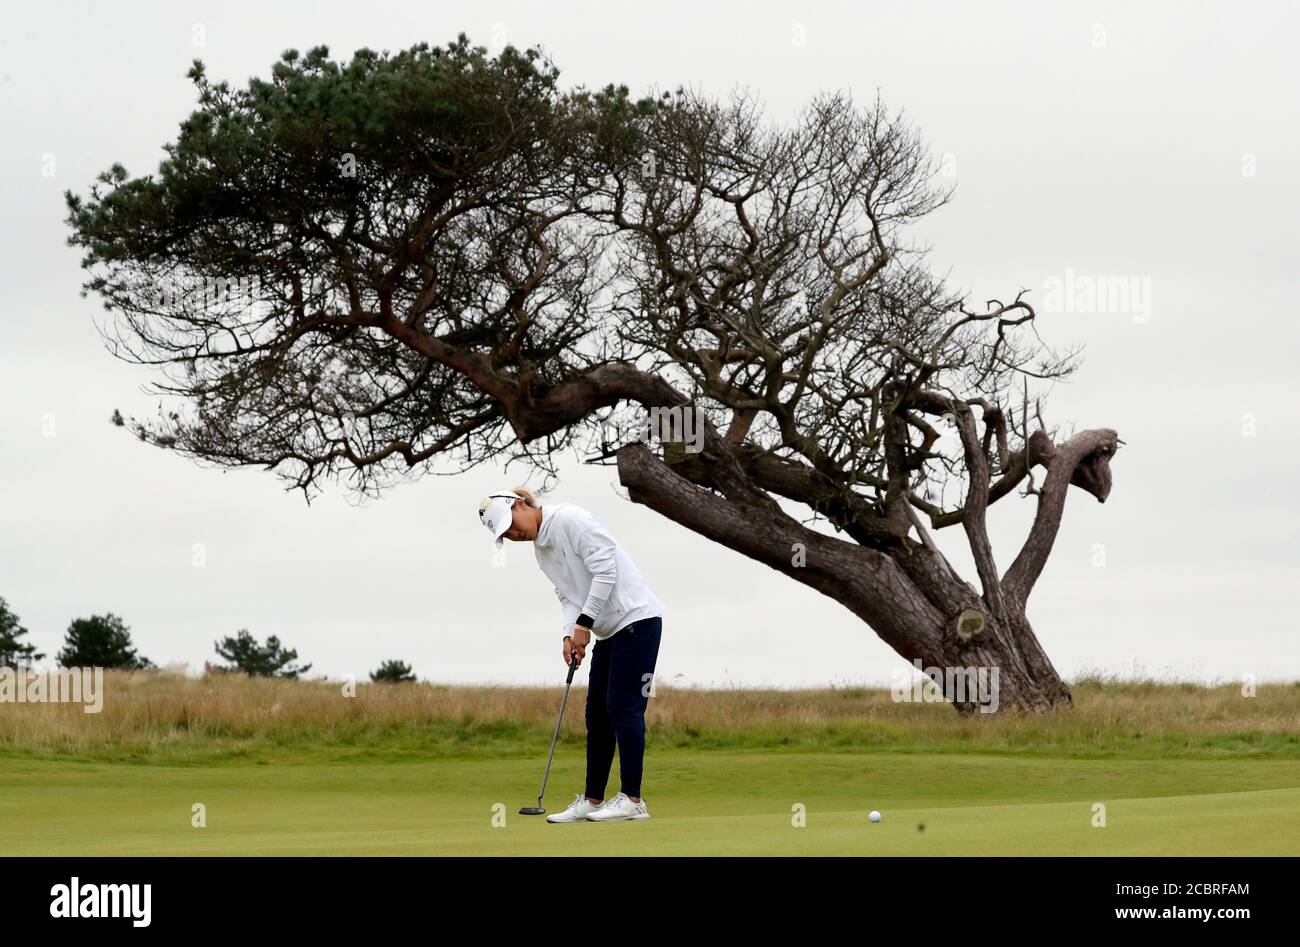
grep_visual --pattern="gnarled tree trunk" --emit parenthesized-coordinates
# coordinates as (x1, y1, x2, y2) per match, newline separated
(608, 384, 1118, 714)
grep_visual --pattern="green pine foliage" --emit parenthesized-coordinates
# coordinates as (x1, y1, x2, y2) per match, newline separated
(213, 629, 312, 678)
(57, 614, 152, 669)
(0, 596, 45, 666)
(370, 659, 417, 683)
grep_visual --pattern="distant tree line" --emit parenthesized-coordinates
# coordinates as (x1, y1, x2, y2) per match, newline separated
(0, 595, 418, 682)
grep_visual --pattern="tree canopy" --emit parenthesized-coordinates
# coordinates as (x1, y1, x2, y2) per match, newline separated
(370, 659, 417, 683)
(65, 36, 1120, 711)
(213, 630, 312, 678)
(0, 596, 45, 667)
(58, 614, 152, 669)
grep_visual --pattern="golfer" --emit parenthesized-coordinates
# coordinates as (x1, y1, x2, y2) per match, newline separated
(479, 487, 664, 822)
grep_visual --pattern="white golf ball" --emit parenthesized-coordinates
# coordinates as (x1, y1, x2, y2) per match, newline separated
(869, 810, 881, 823)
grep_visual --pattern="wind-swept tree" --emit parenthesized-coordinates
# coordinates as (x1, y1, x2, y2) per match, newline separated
(370, 659, 417, 683)
(65, 37, 1119, 713)
(0, 596, 45, 666)
(58, 614, 152, 669)
(214, 630, 312, 678)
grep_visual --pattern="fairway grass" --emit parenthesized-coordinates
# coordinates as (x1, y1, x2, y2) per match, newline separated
(1, 672, 1297, 855)
(1, 750, 1297, 855)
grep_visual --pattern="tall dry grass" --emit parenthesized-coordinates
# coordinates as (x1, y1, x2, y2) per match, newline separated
(0, 668, 1296, 763)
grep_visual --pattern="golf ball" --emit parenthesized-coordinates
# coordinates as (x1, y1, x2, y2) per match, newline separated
(869, 810, 881, 823)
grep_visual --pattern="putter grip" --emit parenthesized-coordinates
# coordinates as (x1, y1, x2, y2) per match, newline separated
(566, 652, 578, 683)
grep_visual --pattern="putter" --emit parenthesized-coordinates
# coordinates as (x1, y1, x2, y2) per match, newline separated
(519, 651, 581, 815)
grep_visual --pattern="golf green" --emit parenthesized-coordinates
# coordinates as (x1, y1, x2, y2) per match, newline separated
(2, 749, 1296, 855)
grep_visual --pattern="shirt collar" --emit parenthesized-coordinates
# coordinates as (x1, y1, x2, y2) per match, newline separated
(535, 504, 554, 547)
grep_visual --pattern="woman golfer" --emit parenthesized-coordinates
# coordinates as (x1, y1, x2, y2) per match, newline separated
(479, 488, 664, 823)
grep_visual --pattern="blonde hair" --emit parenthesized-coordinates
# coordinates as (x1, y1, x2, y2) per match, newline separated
(510, 486, 541, 508)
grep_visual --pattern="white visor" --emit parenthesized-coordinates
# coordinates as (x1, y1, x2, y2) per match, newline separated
(478, 493, 518, 548)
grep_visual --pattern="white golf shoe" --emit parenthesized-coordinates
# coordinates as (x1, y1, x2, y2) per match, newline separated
(584, 792, 649, 822)
(546, 793, 605, 823)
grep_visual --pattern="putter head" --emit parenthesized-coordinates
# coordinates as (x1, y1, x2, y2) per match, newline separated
(518, 806, 546, 815)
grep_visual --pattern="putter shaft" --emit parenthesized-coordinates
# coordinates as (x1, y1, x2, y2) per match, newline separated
(523, 653, 580, 814)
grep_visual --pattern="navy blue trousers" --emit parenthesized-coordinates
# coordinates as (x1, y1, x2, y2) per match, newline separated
(584, 616, 662, 800)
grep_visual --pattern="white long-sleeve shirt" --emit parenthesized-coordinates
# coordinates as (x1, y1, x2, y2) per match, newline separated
(533, 502, 664, 640)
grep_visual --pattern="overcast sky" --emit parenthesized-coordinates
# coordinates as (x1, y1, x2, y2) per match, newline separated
(1, 0, 1296, 688)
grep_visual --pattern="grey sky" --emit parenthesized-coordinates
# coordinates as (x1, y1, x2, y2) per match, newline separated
(1, 0, 1296, 687)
